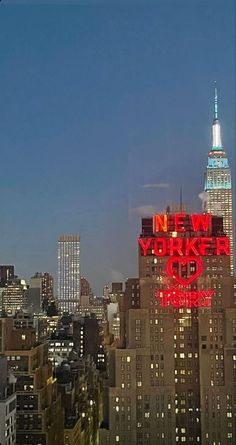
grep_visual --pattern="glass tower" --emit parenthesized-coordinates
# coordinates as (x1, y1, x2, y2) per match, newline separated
(58, 235, 80, 313)
(204, 85, 234, 274)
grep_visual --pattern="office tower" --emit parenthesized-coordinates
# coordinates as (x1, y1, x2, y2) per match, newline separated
(58, 235, 80, 313)
(0, 265, 15, 287)
(0, 356, 16, 445)
(29, 272, 54, 312)
(30, 272, 54, 310)
(2, 278, 28, 316)
(204, 86, 234, 273)
(0, 316, 64, 445)
(100, 212, 235, 445)
(41, 272, 54, 301)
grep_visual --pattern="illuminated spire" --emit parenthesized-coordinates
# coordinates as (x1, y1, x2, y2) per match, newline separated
(212, 82, 222, 149)
(214, 82, 218, 119)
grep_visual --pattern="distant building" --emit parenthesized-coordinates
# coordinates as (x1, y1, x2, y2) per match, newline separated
(0, 265, 15, 287)
(111, 282, 123, 294)
(2, 278, 28, 316)
(78, 296, 105, 322)
(81, 276, 93, 297)
(58, 235, 80, 313)
(103, 285, 110, 300)
(30, 272, 54, 311)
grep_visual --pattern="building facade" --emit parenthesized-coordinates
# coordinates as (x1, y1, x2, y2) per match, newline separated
(204, 86, 234, 273)
(58, 235, 80, 313)
(0, 317, 64, 445)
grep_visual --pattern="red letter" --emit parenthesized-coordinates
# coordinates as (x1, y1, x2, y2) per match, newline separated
(154, 238, 167, 256)
(174, 213, 186, 232)
(138, 238, 152, 256)
(199, 237, 213, 256)
(153, 214, 168, 233)
(191, 213, 211, 232)
(169, 237, 183, 256)
(185, 237, 200, 255)
(216, 237, 230, 256)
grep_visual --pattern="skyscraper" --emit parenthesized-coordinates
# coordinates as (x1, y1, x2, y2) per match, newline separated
(58, 235, 80, 313)
(204, 85, 234, 273)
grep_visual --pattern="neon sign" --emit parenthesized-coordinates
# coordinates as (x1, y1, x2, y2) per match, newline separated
(156, 288, 214, 308)
(165, 256, 203, 286)
(138, 213, 230, 308)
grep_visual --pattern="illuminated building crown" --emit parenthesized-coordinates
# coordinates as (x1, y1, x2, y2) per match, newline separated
(212, 83, 223, 150)
(206, 84, 230, 179)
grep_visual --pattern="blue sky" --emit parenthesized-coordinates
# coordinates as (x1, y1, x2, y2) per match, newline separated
(0, 0, 235, 294)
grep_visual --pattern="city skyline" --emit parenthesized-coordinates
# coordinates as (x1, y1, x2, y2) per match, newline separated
(0, 1, 235, 294)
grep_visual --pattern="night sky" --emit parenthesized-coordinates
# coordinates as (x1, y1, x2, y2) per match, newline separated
(0, 0, 235, 294)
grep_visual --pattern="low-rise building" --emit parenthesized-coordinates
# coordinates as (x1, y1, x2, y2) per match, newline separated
(0, 356, 17, 445)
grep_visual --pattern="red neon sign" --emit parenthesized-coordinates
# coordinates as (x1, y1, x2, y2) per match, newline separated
(138, 236, 230, 257)
(156, 289, 214, 308)
(138, 213, 230, 308)
(153, 213, 212, 233)
(166, 256, 203, 286)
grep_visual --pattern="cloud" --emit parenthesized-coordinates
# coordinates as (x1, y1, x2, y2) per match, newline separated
(129, 205, 157, 217)
(198, 191, 209, 211)
(142, 182, 170, 189)
(111, 269, 125, 283)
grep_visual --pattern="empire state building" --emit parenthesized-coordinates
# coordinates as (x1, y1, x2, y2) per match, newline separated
(204, 86, 234, 274)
